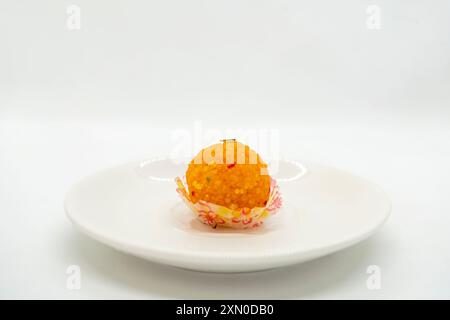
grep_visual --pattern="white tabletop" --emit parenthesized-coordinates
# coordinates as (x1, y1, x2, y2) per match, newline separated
(1, 0, 450, 299)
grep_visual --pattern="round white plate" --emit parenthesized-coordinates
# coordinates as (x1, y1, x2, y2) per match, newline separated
(65, 159, 390, 273)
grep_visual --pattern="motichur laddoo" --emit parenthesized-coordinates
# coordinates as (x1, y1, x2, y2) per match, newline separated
(175, 139, 282, 229)
(186, 140, 270, 210)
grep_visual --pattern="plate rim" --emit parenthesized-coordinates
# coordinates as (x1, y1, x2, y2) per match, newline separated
(64, 159, 391, 263)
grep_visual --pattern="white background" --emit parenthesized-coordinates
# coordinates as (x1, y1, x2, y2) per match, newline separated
(1, 0, 450, 299)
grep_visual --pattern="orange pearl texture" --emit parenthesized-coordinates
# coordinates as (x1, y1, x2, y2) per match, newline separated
(186, 140, 271, 210)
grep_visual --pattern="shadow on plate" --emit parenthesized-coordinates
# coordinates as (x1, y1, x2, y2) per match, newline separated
(64, 227, 394, 299)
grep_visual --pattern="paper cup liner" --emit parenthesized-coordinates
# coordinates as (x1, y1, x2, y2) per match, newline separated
(175, 177, 282, 229)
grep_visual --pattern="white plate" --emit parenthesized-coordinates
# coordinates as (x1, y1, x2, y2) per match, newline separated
(65, 159, 390, 273)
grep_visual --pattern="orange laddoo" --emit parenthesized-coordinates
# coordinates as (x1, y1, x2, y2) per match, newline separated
(186, 140, 270, 210)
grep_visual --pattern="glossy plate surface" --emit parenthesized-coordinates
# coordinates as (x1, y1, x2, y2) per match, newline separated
(65, 159, 390, 272)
